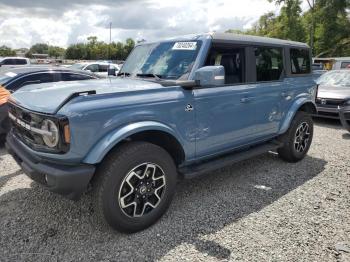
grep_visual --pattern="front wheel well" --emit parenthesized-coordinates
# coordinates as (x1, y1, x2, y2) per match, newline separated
(120, 130, 186, 166)
(298, 102, 317, 115)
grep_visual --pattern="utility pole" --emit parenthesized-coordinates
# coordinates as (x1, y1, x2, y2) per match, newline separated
(306, 0, 315, 55)
(108, 22, 112, 61)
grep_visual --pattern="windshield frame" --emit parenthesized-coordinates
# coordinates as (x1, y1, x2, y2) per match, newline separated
(119, 40, 203, 80)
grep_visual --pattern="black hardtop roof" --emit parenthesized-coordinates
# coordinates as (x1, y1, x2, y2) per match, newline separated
(210, 32, 309, 48)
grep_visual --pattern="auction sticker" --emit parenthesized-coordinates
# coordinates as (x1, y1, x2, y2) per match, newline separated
(172, 42, 197, 50)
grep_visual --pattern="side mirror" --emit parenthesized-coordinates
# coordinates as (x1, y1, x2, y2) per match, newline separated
(194, 66, 225, 87)
(108, 67, 116, 76)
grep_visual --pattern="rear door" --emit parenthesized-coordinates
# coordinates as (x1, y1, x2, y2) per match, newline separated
(249, 46, 287, 137)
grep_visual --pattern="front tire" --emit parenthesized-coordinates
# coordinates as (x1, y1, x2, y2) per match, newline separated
(277, 111, 313, 163)
(92, 141, 177, 233)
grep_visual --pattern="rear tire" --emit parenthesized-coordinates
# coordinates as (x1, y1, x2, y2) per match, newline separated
(277, 111, 313, 163)
(92, 141, 177, 233)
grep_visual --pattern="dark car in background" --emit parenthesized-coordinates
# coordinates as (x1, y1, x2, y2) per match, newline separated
(315, 70, 350, 119)
(0, 67, 99, 141)
(0, 66, 99, 92)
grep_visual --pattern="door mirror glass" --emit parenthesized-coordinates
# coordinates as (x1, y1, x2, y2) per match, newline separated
(194, 66, 225, 87)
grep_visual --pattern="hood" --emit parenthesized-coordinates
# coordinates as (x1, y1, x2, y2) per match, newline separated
(9, 78, 164, 114)
(317, 84, 350, 100)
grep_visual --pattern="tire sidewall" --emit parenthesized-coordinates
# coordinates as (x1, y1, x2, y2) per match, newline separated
(288, 112, 314, 160)
(99, 143, 177, 232)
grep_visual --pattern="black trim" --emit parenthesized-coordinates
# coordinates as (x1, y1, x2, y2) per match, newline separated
(179, 140, 282, 179)
(340, 105, 350, 132)
(5, 132, 95, 200)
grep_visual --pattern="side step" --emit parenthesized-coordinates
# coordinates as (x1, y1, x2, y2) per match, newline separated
(179, 141, 282, 179)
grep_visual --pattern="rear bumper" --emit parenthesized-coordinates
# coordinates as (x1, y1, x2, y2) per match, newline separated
(339, 106, 350, 132)
(5, 132, 96, 199)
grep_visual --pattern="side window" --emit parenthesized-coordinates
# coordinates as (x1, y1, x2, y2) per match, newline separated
(13, 73, 55, 89)
(255, 47, 283, 81)
(3, 59, 15, 65)
(99, 65, 109, 72)
(205, 46, 245, 84)
(290, 48, 311, 74)
(341, 62, 350, 69)
(15, 59, 27, 65)
(62, 73, 95, 81)
(38, 73, 55, 83)
(85, 64, 99, 72)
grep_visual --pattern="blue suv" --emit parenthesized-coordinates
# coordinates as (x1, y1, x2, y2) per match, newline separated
(6, 33, 317, 233)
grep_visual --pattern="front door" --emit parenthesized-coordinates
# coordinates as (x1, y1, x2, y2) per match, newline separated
(193, 46, 258, 159)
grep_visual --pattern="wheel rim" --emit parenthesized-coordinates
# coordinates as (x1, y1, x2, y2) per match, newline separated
(118, 163, 166, 218)
(294, 122, 310, 153)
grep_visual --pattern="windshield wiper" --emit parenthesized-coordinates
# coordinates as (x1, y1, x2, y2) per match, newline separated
(136, 73, 162, 80)
(117, 72, 131, 77)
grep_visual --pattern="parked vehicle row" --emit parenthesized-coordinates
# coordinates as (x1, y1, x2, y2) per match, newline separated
(1, 33, 349, 234)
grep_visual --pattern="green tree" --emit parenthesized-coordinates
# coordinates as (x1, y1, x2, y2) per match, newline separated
(226, 0, 350, 57)
(48, 46, 65, 58)
(29, 43, 49, 54)
(0, 45, 16, 56)
(312, 0, 350, 56)
(65, 37, 136, 60)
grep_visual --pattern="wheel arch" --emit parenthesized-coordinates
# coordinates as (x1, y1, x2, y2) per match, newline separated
(279, 99, 316, 135)
(83, 121, 186, 166)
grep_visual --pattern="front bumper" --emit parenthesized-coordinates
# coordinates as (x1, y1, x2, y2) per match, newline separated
(315, 105, 340, 119)
(5, 132, 96, 199)
(339, 105, 350, 132)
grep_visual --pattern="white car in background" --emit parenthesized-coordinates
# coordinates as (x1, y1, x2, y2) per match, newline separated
(0, 57, 31, 69)
(69, 62, 120, 77)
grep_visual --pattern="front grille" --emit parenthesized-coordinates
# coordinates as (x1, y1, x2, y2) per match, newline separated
(316, 98, 345, 107)
(8, 103, 47, 149)
(8, 103, 70, 154)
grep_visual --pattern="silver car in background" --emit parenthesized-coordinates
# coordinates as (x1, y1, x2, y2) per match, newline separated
(315, 70, 350, 119)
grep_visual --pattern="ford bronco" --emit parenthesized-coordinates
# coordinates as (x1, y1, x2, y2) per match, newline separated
(6, 33, 317, 233)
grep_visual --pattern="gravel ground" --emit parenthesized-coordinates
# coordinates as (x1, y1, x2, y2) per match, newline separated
(0, 118, 349, 262)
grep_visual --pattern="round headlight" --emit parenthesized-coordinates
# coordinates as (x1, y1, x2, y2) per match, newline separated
(41, 119, 59, 148)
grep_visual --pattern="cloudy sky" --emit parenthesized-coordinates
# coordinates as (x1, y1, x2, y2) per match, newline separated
(0, 0, 307, 49)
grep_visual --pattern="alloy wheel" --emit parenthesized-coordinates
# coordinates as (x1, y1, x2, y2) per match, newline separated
(118, 163, 166, 218)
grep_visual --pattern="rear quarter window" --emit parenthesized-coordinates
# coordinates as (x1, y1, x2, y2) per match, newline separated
(290, 48, 311, 74)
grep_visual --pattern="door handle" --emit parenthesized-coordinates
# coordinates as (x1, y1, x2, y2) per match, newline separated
(240, 97, 254, 103)
(281, 92, 287, 97)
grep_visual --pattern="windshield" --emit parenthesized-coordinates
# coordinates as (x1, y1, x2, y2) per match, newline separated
(70, 63, 86, 70)
(317, 70, 350, 87)
(119, 41, 202, 80)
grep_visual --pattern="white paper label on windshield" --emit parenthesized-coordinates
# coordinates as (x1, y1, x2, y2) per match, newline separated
(172, 42, 197, 50)
(5, 72, 17, 77)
